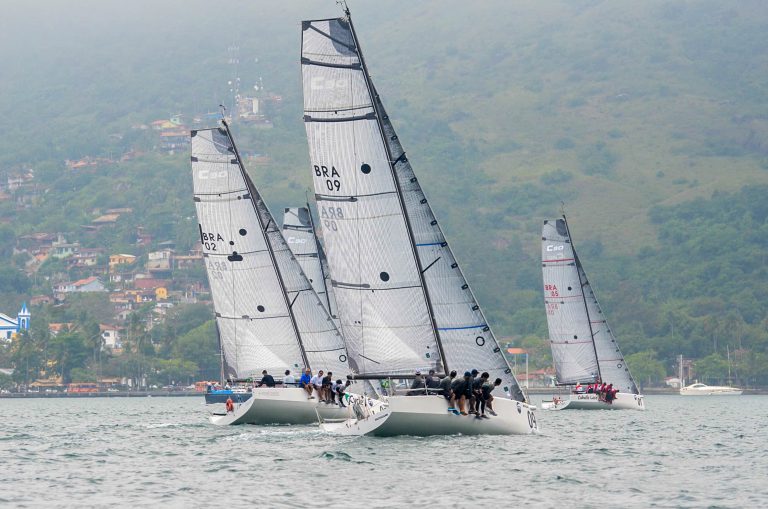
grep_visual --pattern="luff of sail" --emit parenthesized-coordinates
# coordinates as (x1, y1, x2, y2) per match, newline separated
(301, 16, 525, 402)
(282, 206, 340, 327)
(191, 125, 350, 380)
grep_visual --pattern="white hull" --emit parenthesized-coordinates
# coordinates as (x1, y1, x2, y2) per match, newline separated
(543, 392, 645, 411)
(321, 395, 539, 436)
(680, 384, 742, 396)
(209, 387, 349, 426)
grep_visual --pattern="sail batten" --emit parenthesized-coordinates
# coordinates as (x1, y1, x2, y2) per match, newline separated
(302, 14, 525, 401)
(191, 124, 350, 380)
(542, 218, 639, 394)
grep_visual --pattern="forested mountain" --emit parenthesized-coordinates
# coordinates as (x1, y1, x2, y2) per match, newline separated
(0, 1, 766, 386)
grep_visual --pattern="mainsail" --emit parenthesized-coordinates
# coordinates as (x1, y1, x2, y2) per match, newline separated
(301, 13, 525, 401)
(541, 218, 639, 394)
(282, 206, 340, 326)
(191, 123, 350, 380)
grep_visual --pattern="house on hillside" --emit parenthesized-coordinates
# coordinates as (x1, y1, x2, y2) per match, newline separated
(0, 303, 30, 342)
(109, 254, 137, 271)
(100, 324, 121, 349)
(48, 322, 75, 336)
(29, 295, 54, 306)
(54, 276, 106, 297)
(69, 248, 104, 268)
(50, 235, 80, 259)
(147, 249, 173, 274)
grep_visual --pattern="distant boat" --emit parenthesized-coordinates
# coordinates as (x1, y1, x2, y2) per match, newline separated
(300, 7, 537, 436)
(190, 121, 355, 425)
(540, 216, 645, 411)
(680, 383, 743, 396)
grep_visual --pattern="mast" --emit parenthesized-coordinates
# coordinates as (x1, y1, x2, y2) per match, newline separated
(345, 9, 449, 374)
(562, 214, 602, 383)
(221, 120, 311, 370)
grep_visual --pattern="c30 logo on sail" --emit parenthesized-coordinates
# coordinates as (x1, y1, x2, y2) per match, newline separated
(310, 77, 347, 90)
(198, 170, 228, 179)
(546, 245, 564, 252)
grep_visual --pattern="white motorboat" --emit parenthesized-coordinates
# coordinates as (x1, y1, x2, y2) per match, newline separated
(680, 383, 743, 396)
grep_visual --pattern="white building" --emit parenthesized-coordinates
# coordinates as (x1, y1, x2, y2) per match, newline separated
(0, 303, 30, 341)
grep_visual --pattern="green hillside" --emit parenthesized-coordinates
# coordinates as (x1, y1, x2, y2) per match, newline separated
(0, 0, 767, 386)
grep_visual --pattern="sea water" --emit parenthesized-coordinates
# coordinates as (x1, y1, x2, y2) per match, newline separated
(1, 395, 765, 507)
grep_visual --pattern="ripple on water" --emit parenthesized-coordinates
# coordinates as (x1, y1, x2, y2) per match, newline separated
(3, 395, 768, 507)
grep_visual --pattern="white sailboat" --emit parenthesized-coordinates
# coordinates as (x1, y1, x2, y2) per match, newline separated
(541, 217, 645, 410)
(190, 122, 355, 425)
(300, 8, 538, 436)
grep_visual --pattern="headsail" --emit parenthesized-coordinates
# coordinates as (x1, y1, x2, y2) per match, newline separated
(577, 249, 639, 395)
(301, 14, 525, 401)
(282, 206, 340, 327)
(541, 218, 638, 394)
(191, 124, 350, 380)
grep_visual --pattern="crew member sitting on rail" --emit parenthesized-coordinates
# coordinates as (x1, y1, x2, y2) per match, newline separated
(322, 371, 333, 403)
(257, 370, 276, 388)
(283, 369, 295, 387)
(300, 368, 314, 399)
(472, 372, 489, 414)
(408, 371, 426, 396)
(452, 372, 473, 415)
(311, 370, 324, 401)
(574, 383, 585, 394)
(225, 396, 234, 413)
(439, 370, 457, 409)
(425, 369, 441, 393)
(481, 378, 502, 416)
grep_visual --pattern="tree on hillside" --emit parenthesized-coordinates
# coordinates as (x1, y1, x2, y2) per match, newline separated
(693, 353, 729, 384)
(173, 320, 219, 381)
(49, 331, 89, 385)
(10, 329, 43, 389)
(625, 350, 666, 389)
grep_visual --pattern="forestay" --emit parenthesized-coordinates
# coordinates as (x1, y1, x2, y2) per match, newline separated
(191, 126, 350, 380)
(301, 15, 525, 401)
(542, 219, 599, 384)
(282, 207, 340, 328)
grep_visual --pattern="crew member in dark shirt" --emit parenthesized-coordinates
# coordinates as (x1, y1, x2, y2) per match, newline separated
(258, 369, 276, 388)
(452, 372, 473, 415)
(321, 371, 333, 402)
(472, 372, 490, 415)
